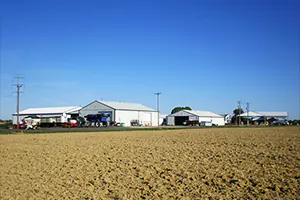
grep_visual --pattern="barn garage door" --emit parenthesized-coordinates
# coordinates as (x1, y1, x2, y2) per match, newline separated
(175, 116, 189, 125)
(142, 113, 151, 126)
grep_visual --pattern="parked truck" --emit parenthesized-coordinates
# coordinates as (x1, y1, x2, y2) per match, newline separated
(85, 113, 111, 127)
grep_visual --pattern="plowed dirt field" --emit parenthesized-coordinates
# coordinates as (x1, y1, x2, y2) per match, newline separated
(0, 127, 299, 199)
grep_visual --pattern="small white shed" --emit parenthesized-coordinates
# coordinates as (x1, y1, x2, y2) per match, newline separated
(167, 110, 225, 126)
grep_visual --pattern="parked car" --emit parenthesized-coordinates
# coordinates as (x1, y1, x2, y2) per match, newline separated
(130, 119, 143, 126)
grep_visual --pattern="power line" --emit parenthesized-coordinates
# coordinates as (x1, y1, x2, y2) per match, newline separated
(154, 92, 161, 126)
(13, 74, 24, 129)
(238, 100, 241, 126)
(246, 102, 250, 126)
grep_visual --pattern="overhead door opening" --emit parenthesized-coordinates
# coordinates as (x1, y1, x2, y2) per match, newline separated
(142, 113, 151, 126)
(175, 116, 189, 125)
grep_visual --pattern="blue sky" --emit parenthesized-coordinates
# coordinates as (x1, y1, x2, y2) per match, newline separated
(1, 0, 299, 119)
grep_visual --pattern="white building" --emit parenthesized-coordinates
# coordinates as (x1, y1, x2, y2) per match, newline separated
(167, 110, 225, 126)
(219, 114, 231, 124)
(79, 101, 158, 126)
(159, 114, 168, 125)
(12, 106, 82, 125)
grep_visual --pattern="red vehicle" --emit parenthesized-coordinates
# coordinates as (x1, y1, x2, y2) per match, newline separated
(63, 119, 78, 128)
(183, 120, 200, 126)
(14, 123, 26, 129)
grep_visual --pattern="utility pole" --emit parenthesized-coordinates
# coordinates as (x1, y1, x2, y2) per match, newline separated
(13, 75, 24, 129)
(246, 102, 250, 126)
(238, 101, 241, 126)
(154, 92, 161, 126)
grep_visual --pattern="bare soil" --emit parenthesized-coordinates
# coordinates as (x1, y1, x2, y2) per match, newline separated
(0, 127, 299, 199)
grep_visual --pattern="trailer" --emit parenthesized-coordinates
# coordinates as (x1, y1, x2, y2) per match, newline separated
(183, 120, 200, 126)
(183, 120, 214, 126)
(40, 115, 71, 127)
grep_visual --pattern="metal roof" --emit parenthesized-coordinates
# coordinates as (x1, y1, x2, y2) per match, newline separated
(13, 106, 82, 115)
(238, 111, 262, 117)
(185, 110, 223, 118)
(170, 110, 223, 118)
(259, 112, 288, 117)
(98, 101, 156, 111)
(219, 114, 230, 117)
(238, 111, 288, 117)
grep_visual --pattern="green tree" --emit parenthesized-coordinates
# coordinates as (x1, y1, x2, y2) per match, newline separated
(233, 108, 244, 116)
(171, 106, 192, 114)
(231, 108, 245, 124)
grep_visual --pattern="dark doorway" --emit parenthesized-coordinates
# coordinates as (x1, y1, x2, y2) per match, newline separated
(175, 116, 189, 125)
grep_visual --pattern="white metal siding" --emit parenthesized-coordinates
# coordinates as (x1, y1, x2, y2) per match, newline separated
(151, 112, 158, 126)
(167, 116, 175, 126)
(189, 116, 198, 121)
(115, 110, 158, 126)
(115, 110, 137, 126)
(198, 117, 212, 122)
(211, 117, 225, 126)
(142, 112, 151, 126)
